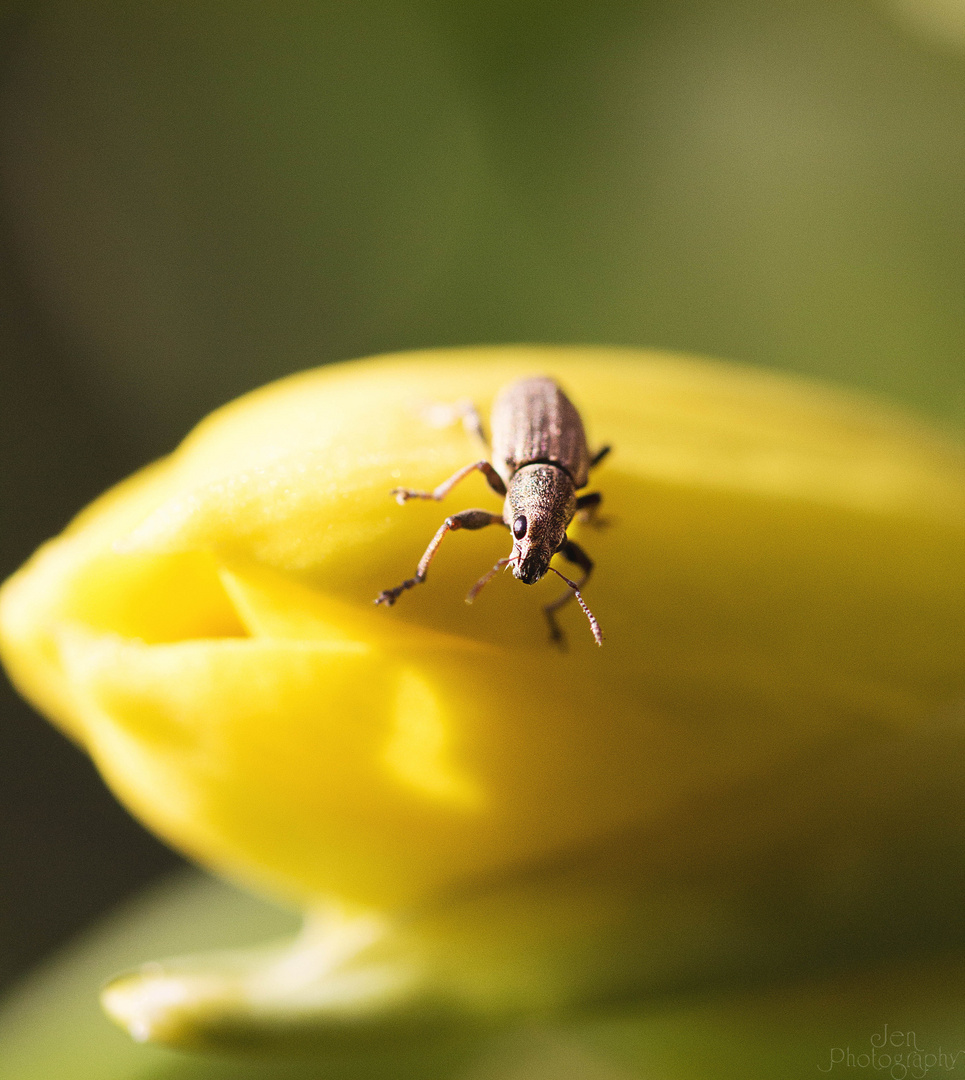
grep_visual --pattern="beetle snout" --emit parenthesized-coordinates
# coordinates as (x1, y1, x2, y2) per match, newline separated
(512, 546, 552, 585)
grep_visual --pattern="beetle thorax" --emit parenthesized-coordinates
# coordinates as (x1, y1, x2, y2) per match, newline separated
(505, 463, 577, 584)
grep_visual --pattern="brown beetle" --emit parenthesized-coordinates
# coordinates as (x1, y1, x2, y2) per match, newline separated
(375, 376, 609, 645)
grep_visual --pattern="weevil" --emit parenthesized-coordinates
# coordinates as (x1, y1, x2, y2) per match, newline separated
(374, 376, 609, 645)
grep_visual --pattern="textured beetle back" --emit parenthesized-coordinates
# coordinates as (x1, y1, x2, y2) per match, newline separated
(490, 377, 591, 488)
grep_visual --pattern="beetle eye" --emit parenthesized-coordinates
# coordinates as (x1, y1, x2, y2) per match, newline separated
(512, 515, 527, 540)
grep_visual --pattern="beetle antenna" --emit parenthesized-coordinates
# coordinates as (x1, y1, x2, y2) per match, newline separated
(546, 565, 603, 646)
(466, 557, 516, 604)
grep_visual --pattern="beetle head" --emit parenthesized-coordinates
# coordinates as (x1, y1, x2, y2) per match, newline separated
(506, 464, 577, 584)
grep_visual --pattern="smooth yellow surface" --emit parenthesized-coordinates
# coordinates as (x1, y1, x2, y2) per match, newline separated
(2, 347, 965, 911)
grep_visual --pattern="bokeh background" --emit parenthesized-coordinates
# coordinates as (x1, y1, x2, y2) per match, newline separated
(1, 0, 965, 1007)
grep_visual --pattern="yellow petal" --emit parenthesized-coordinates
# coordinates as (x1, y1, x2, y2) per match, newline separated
(1, 347, 964, 916)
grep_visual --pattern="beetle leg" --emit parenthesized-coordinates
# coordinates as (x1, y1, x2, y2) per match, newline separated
(543, 538, 594, 645)
(575, 490, 603, 525)
(423, 398, 489, 450)
(391, 460, 506, 505)
(589, 445, 611, 469)
(375, 509, 505, 606)
(458, 401, 489, 450)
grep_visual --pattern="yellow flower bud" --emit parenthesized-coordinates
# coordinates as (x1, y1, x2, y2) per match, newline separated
(2, 347, 964, 1049)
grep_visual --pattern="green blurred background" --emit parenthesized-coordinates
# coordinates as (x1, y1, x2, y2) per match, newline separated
(1, 0, 965, 1038)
